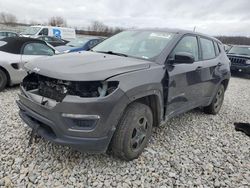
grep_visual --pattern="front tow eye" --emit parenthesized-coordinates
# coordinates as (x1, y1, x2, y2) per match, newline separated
(28, 122, 39, 147)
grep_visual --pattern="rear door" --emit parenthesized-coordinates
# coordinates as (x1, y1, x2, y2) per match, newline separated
(198, 37, 222, 101)
(166, 35, 204, 117)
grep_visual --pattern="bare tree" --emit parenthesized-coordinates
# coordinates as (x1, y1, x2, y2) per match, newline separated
(48, 16, 67, 27)
(87, 20, 124, 36)
(89, 21, 108, 32)
(216, 36, 250, 45)
(0, 12, 17, 24)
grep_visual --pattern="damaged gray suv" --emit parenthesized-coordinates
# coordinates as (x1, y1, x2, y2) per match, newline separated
(17, 29, 231, 160)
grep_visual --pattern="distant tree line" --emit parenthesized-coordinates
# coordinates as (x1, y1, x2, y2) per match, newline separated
(216, 36, 250, 45)
(0, 11, 122, 36)
(79, 21, 124, 36)
(2, 11, 250, 40)
(0, 12, 17, 25)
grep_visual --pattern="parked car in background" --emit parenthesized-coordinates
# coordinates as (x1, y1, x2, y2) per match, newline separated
(17, 29, 230, 161)
(55, 37, 104, 53)
(36, 36, 69, 47)
(227, 45, 250, 74)
(0, 37, 58, 91)
(224, 44, 232, 52)
(20, 26, 76, 40)
(0, 31, 19, 39)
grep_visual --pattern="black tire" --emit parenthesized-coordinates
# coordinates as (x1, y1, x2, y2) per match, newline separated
(204, 84, 225, 115)
(111, 102, 153, 161)
(0, 69, 7, 92)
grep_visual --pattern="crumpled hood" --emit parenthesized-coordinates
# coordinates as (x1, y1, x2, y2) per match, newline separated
(25, 51, 151, 81)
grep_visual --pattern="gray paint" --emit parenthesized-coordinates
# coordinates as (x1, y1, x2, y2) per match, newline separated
(17, 29, 231, 153)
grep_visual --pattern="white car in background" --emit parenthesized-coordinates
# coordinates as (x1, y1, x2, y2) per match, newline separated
(20, 26, 76, 41)
(0, 37, 58, 91)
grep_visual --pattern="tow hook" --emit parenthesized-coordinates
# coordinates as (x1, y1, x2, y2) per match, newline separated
(28, 122, 39, 147)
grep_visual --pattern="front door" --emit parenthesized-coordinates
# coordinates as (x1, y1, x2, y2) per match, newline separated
(165, 35, 204, 118)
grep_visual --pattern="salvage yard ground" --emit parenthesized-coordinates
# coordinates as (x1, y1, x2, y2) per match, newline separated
(0, 76, 249, 187)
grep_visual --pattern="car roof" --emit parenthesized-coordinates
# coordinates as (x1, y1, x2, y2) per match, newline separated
(0, 37, 46, 54)
(130, 28, 221, 43)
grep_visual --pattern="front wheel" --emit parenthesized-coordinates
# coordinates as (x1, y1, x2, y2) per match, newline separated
(0, 69, 7, 92)
(111, 102, 153, 161)
(204, 84, 225, 115)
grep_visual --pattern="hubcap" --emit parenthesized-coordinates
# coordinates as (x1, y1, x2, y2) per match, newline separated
(214, 87, 224, 111)
(130, 117, 148, 151)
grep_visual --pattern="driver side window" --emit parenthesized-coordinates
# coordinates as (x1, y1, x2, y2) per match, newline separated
(171, 36, 199, 61)
(22, 42, 54, 56)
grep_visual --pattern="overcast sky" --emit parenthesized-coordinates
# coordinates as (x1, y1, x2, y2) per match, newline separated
(0, 0, 250, 36)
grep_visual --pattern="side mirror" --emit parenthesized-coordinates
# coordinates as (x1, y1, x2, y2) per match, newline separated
(174, 52, 195, 64)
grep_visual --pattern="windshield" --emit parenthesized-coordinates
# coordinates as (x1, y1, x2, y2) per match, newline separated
(66, 38, 90, 48)
(21, 27, 41, 35)
(228, 46, 250, 56)
(92, 30, 175, 60)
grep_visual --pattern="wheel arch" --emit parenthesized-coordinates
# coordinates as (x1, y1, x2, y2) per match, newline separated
(127, 91, 164, 127)
(221, 79, 229, 90)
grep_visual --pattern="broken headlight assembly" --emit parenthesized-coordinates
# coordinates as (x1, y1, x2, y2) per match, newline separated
(22, 73, 119, 102)
(67, 80, 119, 98)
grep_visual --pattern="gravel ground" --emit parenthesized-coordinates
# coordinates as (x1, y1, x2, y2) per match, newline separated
(0, 76, 249, 188)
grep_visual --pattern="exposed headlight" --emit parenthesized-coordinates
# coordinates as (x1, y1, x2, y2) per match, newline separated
(22, 73, 119, 101)
(246, 60, 250, 65)
(68, 81, 119, 97)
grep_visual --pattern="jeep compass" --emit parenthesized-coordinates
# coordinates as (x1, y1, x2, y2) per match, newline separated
(17, 29, 231, 161)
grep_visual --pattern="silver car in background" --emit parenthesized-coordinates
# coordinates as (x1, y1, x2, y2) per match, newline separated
(0, 37, 58, 91)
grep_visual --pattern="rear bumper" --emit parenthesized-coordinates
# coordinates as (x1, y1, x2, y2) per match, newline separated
(17, 87, 130, 153)
(231, 64, 250, 74)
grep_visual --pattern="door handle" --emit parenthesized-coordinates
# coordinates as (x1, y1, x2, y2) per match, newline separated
(217, 62, 222, 66)
(196, 66, 203, 71)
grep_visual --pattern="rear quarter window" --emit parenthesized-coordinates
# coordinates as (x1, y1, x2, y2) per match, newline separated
(214, 41, 220, 56)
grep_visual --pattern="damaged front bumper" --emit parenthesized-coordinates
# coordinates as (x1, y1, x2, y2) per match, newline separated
(17, 85, 130, 153)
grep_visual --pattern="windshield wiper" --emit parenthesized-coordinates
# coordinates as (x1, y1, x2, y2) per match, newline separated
(95, 51, 128, 57)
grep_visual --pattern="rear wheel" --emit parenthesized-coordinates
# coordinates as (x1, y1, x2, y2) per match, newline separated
(111, 102, 153, 161)
(0, 69, 7, 92)
(204, 84, 225, 115)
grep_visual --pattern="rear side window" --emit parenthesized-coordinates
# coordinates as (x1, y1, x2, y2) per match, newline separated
(171, 36, 199, 61)
(200, 38, 216, 60)
(88, 39, 100, 49)
(22, 42, 54, 56)
(214, 41, 220, 56)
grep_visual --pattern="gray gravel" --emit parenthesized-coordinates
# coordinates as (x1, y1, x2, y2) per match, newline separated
(0, 76, 250, 188)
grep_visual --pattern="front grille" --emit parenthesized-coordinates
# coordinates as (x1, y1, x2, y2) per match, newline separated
(22, 73, 70, 102)
(22, 73, 117, 102)
(228, 57, 247, 65)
